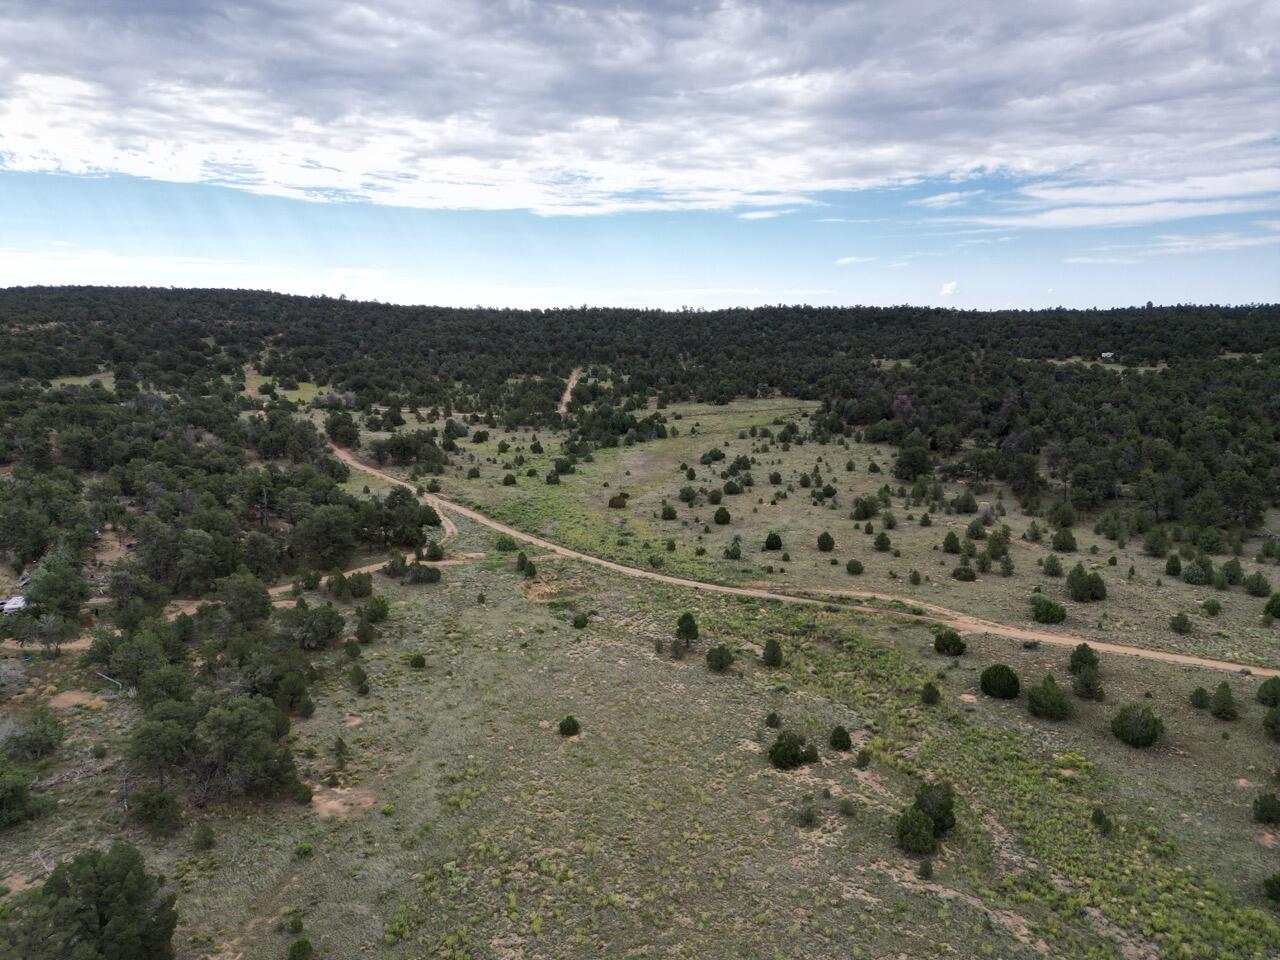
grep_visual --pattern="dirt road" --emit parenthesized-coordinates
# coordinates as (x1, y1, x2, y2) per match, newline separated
(328, 446, 1278, 678)
(557, 367, 582, 417)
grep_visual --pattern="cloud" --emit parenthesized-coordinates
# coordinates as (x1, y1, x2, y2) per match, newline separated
(834, 255, 876, 265)
(1066, 228, 1280, 263)
(909, 190, 984, 209)
(0, 1, 1277, 217)
(939, 280, 958, 296)
(738, 208, 797, 220)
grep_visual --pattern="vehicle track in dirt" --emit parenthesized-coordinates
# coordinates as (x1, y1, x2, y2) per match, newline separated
(329, 445, 1279, 678)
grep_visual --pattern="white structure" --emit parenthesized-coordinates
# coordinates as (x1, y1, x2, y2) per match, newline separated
(3, 595, 27, 614)
(1100, 351, 1115, 361)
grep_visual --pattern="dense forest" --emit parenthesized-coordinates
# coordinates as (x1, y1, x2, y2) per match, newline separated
(2, 287, 1277, 535)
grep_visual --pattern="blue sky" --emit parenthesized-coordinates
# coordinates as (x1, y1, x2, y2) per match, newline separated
(1, 1, 1277, 309)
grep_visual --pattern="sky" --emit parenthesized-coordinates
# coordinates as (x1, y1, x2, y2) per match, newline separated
(0, 0, 1277, 310)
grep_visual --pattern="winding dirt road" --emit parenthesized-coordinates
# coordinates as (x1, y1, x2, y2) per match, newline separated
(557, 367, 582, 417)
(330, 445, 1278, 678)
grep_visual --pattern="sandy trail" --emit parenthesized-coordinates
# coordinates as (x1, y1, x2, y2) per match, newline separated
(329, 446, 1278, 678)
(557, 367, 582, 417)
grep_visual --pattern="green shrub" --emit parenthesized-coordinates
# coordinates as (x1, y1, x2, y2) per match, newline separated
(1169, 611, 1191, 634)
(914, 781, 956, 836)
(1068, 642, 1099, 675)
(2, 708, 64, 762)
(1066, 563, 1106, 601)
(0, 759, 41, 828)
(1090, 806, 1113, 835)
(829, 725, 852, 751)
(558, 716, 580, 737)
(980, 664, 1019, 699)
(705, 644, 734, 673)
(1111, 704, 1164, 748)
(1043, 554, 1063, 577)
(676, 612, 698, 643)
(1202, 597, 1222, 616)
(768, 731, 818, 770)
(714, 506, 731, 525)
(1180, 560, 1209, 585)
(952, 565, 977, 582)
(1029, 592, 1066, 623)
(1257, 676, 1280, 707)
(895, 805, 937, 855)
(920, 682, 940, 705)
(192, 822, 216, 850)
(494, 533, 518, 552)
(854, 747, 872, 769)
(1190, 686, 1210, 709)
(287, 938, 314, 960)
(1071, 665, 1105, 702)
(1265, 592, 1280, 618)
(845, 558, 864, 575)
(129, 784, 181, 836)
(1253, 793, 1280, 824)
(1243, 572, 1272, 597)
(1266, 706, 1280, 742)
(817, 531, 835, 552)
(762, 637, 783, 668)
(1264, 871, 1280, 905)
(1027, 675, 1072, 721)
(408, 653, 426, 669)
(572, 612, 588, 629)
(764, 710, 781, 729)
(933, 628, 965, 656)
(763, 532, 782, 551)
(1209, 682, 1238, 720)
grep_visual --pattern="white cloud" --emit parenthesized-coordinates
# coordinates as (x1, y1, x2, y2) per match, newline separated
(909, 190, 984, 209)
(1066, 229, 1280, 263)
(738, 209, 797, 220)
(959, 198, 1280, 229)
(0, 1, 1275, 217)
(834, 255, 876, 265)
(939, 280, 958, 296)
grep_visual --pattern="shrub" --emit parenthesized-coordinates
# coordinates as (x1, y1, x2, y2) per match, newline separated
(192, 821, 216, 850)
(1029, 593, 1065, 624)
(1043, 554, 1063, 577)
(1265, 871, 1280, 905)
(1243, 572, 1272, 598)
(2, 709, 64, 762)
(920, 682, 941, 705)
(1091, 807, 1114, 835)
(1265, 592, 1280, 619)
(1180, 560, 1209, 586)
(714, 506, 731, 525)
(1051, 528, 1077, 552)
(705, 644, 734, 673)
(874, 532, 891, 552)
(1066, 563, 1106, 602)
(764, 710, 781, 729)
(406, 563, 441, 584)
(895, 805, 937, 855)
(425, 541, 445, 562)
(1253, 793, 1280, 824)
(829, 725, 852, 751)
(854, 747, 872, 769)
(980, 664, 1020, 699)
(933, 628, 965, 656)
(1257, 676, 1280, 707)
(1266, 706, 1280, 742)
(1027, 675, 1072, 721)
(914, 781, 956, 836)
(676, 612, 699, 643)
(1165, 554, 1182, 576)
(494, 533, 517, 552)
(1189, 686, 1210, 709)
(1169, 611, 1191, 634)
(558, 716, 580, 737)
(572, 612, 588, 629)
(768, 730, 818, 770)
(1071, 665, 1105, 702)
(1202, 597, 1222, 616)
(408, 653, 426, 668)
(1111, 704, 1164, 747)
(288, 938, 315, 960)
(0, 759, 41, 828)
(1209, 682, 1238, 720)
(952, 564, 977, 582)
(11, 842, 177, 958)
(1068, 643, 1099, 675)
(762, 637, 783, 668)
(845, 558, 864, 575)
(763, 532, 782, 551)
(942, 531, 960, 554)
(129, 784, 181, 836)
